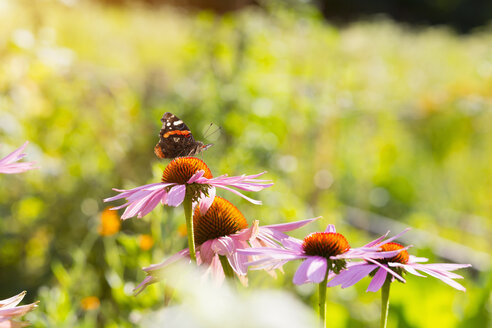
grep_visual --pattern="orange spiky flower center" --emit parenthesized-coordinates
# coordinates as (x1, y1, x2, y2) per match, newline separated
(378, 242, 409, 264)
(161, 157, 213, 184)
(193, 197, 248, 245)
(302, 232, 350, 259)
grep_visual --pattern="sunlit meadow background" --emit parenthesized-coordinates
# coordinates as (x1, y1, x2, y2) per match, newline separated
(1, 0, 491, 327)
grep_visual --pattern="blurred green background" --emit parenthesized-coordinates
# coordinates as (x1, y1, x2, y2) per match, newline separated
(0, 0, 491, 327)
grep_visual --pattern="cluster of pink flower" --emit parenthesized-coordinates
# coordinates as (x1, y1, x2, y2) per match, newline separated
(0, 138, 473, 326)
(105, 155, 471, 326)
(0, 142, 38, 326)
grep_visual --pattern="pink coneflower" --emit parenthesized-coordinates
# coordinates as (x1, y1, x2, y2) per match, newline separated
(327, 231, 471, 292)
(240, 224, 405, 285)
(0, 291, 38, 327)
(326, 230, 471, 328)
(0, 142, 36, 174)
(104, 157, 273, 220)
(239, 224, 406, 327)
(135, 196, 317, 293)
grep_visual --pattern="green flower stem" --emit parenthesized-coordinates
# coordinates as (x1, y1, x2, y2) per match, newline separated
(380, 278, 392, 328)
(318, 269, 329, 328)
(183, 193, 196, 262)
(219, 255, 235, 279)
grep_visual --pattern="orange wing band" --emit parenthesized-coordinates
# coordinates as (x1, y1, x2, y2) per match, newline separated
(163, 130, 191, 138)
(154, 145, 166, 158)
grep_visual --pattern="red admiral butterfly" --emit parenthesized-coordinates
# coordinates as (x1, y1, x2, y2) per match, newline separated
(154, 112, 213, 159)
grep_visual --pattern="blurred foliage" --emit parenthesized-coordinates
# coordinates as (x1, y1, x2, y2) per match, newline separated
(0, 0, 491, 327)
(96, 0, 492, 33)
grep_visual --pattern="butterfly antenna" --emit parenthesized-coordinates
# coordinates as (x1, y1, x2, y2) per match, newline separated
(204, 124, 222, 140)
(203, 123, 213, 137)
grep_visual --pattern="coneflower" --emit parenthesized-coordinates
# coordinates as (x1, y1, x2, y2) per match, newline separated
(135, 196, 318, 293)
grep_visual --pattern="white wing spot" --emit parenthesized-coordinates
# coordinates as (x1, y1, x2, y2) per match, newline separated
(166, 122, 171, 126)
(173, 137, 179, 142)
(173, 120, 183, 126)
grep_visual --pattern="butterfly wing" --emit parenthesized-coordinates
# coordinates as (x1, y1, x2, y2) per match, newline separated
(154, 112, 202, 159)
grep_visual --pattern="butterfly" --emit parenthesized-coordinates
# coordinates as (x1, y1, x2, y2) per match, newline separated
(154, 112, 213, 159)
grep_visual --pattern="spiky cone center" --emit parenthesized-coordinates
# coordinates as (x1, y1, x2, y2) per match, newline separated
(193, 196, 248, 245)
(370, 242, 409, 281)
(161, 157, 213, 184)
(378, 242, 409, 264)
(302, 232, 351, 274)
(303, 232, 350, 258)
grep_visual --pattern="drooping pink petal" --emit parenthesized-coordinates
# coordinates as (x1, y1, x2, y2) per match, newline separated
(254, 218, 318, 250)
(390, 263, 425, 277)
(367, 267, 388, 292)
(0, 302, 38, 318)
(194, 172, 273, 205)
(201, 172, 273, 192)
(208, 254, 225, 285)
(363, 231, 390, 248)
(119, 187, 168, 220)
(105, 183, 176, 219)
(408, 255, 429, 263)
(0, 291, 25, 308)
(104, 183, 166, 202)
(134, 276, 154, 295)
(167, 184, 186, 206)
(364, 258, 406, 282)
(262, 217, 319, 232)
(0, 162, 37, 174)
(240, 247, 306, 260)
(0, 141, 37, 174)
(134, 249, 191, 294)
(279, 237, 304, 252)
(0, 291, 37, 324)
(226, 239, 249, 276)
(199, 240, 215, 264)
(407, 263, 470, 291)
(212, 236, 235, 256)
(160, 190, 169, 205)
(327, 263, 378, 288)
(187, 170, 206, 183)
(244, 250, 307, 272)
(142, 249, 190, 273)
(216, 181, 274, 192)
(119, 186, 162, 206)
(245, 257, 288, 271)
(234, 171, 269, 179)
(233, 220, 259, 242)
(136, 189, 168, 218)
(305, 257, 328, 283)
(293, 258, 312, 285)
(213, 184, 263, 204)
(120, 191, 160, 220)
(417, 263, 471, 278)
(420, 263, 471, 272)
(337, 245, 411, 261)
(198, 186, 216, 216)
(376, 228, 411, 247)
(0, 142, 28, 165)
